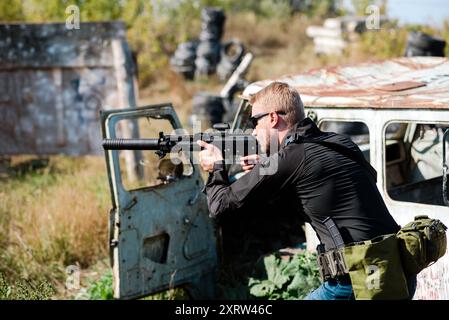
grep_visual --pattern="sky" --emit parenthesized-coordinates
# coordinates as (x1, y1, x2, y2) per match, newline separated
(345, 0, 449, 27)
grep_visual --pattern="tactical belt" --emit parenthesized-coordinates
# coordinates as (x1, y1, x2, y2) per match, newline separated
(316, 217, 350, 282)
(317, 246, 349, 282)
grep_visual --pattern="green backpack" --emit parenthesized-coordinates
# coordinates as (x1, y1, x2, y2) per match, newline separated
(396, 215, 448, 277)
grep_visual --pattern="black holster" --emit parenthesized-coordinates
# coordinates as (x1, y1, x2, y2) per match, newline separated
(317, 246, 349, 282)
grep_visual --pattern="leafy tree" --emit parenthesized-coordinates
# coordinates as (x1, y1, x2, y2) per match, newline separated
(351, 0, 387, 16)
(0, 0, 346, 90)
(0, 0, 25, 21)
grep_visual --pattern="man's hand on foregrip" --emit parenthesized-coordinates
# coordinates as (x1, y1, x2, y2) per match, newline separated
(197, 140, 224, 173)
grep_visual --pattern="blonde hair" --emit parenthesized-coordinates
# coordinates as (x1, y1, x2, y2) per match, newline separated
(249, 82, 305, 128)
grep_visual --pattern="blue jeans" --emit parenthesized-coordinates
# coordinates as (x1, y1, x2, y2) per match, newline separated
(304, 276, 417, 300)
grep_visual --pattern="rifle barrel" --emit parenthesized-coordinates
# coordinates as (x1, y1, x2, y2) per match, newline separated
(102, 134, 258, 157)
(102, 138, 160, 150)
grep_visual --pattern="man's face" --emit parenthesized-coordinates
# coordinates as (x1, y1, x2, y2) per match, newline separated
(251, 102, 278, 154)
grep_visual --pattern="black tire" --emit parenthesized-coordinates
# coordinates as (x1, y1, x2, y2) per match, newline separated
(193, 103, 223, 120)
(407, 31, 446, 55)
(201, 21, 223, 31)
(216, 59, 235, 81)
(170, 63, 195, 80)
(221, 39, 245, 64)
(199, 29, 221, 42)
(173, 40, 198, 60)
(404, 46, 445, 57)
(193, 92, 223, 108)
(431, 49, 445, 57)
(170, 52, 196, 80)
(174, 49, 196, 61)
(195, 57, 215, 75)
(200, 22, 224, 41)
(216, 40, 245, 81)
(429, 38, 446, 53)
(170, 40, 197, 78)
(201, 7, 225, 25)
(407, 31, 434, 49)
(191, 92, 225, 126)
(404, 46, 427, 57)
(170, 56, 195, 68)
(201, 7, 225, 42)
(177, 40, 199, 52)
(196, 41, 221, 60)
(180, 69, 195, 80)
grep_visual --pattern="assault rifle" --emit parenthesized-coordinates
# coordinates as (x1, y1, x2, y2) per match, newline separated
(102, 124, 258, 160)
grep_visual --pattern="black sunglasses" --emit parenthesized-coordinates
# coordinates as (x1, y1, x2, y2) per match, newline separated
(249, 111, 286, 127)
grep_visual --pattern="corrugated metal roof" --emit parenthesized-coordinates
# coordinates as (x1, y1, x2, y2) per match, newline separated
(242, 57, 449, 109)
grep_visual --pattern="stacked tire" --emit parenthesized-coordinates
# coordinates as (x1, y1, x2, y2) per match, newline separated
(170, 40, 198, 80)
(404, 31, 446, 57)
(171, 7, 244, 81)
(195, 41, 221, 76)
(217, 39, 245, 81)
(200, 7, 226, 41)
(189, 92, 224, 128)
(195, 8, 226, 77)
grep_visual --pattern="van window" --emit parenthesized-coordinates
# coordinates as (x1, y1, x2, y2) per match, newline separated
(233, 100, 253, 132)
(319, 121, 370, 161)
(385, 122, 448, 206)
(115, 117, 193, 191)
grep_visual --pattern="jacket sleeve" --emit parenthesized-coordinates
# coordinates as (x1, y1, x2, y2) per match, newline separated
(204, 147, 302, 218)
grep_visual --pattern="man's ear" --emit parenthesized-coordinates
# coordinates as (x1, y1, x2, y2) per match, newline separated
(269, 112, 279, 128)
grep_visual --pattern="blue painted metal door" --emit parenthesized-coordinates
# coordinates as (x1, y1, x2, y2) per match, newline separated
(100, 104, 218, 299)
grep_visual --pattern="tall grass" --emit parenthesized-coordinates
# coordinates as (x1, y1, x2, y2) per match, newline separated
(0, 156, 109, 297)
(224, 12, 375, 82)
(355, 19, 449, 60)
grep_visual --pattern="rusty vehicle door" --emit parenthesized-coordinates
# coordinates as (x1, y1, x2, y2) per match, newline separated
(100, 104, 217, 299)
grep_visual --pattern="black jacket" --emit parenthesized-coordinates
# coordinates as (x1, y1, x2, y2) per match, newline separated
(204, 118, 400, 250)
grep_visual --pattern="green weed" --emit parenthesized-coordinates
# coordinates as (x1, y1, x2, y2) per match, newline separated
(86, 270, 114, 300)
(248, 251, 321, 300)
(83, 268, 189, 300)
(0, 272, 54, 300)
